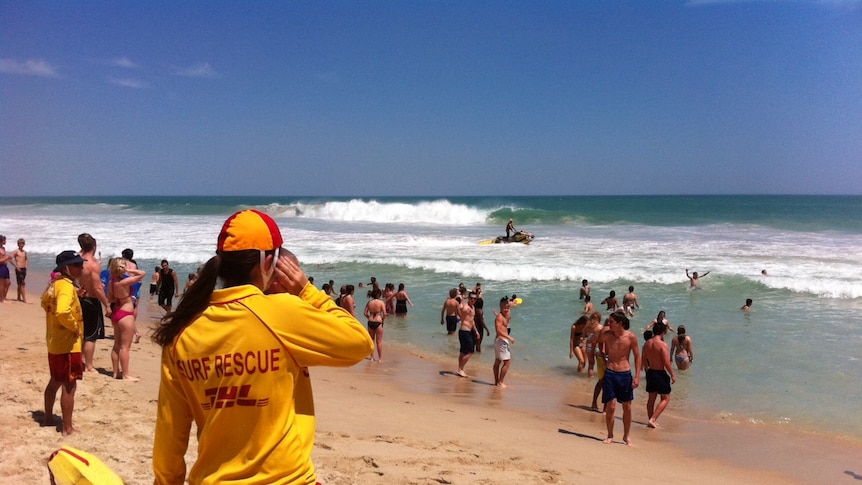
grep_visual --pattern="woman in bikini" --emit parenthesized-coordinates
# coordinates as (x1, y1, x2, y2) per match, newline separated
(364, 287, 386, 361)
(670, 324, 694, 370)
(108, 258, 146, 380)
(569, 315, 589, 372)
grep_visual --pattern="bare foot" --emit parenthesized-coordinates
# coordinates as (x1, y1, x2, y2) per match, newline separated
(624, 437, 634, 446)
(122, 375, 140, 382)
(456, 370, 468, 377)
(85, 367, 97, 373)
(603, 437, 614, 445)
(62, 426, 79, 436)
(133, 332, 141, 344)
(496, 382, 508, 388)
(647, 420, 658, 428)
(590, 404, 600, 412)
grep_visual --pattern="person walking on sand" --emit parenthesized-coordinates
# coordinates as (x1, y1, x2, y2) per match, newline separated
(598, 311, 641, 446)
(456, 292, 481, 377)
(441, 288, 461, 335)
(0, 235, 10, 303)
(493, 297, 515, 388)
(77, 233, 111, 373)
(686, 269, 710, 288)
(151, 209, 373, 485)
(149, 266, 160, 302)
(364, 287, 386, 362)
(670, 325, 694, 370)
(11, 238, 30, 303)
(643, 321, 676, 428)
(41, 250, 86, 436)
(107, 258, 146, 380)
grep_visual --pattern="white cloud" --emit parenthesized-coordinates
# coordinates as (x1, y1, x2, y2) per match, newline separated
(107, 57, 139, 69)
(109, 77, 149, 89)
(173, 62, 218, 78)
(0, 58, 59, 77)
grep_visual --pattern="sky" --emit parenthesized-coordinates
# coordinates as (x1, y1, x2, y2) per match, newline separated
(1, 1, 861, 197)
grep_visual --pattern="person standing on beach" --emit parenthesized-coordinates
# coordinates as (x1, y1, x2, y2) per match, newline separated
(364, 287, 386, 362)
(622, 286, 639, 317)
(150, 267, 160, 302)
(11, 238, 29, 303)
(441, 288, 461, 335)
(598, 311, 641, 445)
(643, 321, 676, 428)
(493, 297, 515, 388)
(41, 250, 86, 436)
(77, 234, 111, 373)
(0, 235, 10, 303)
(151, 209, 373, 485)
(473, 283, 489, 352)
(686, 269, 710, 288)
(158, 260, 180, 313)
(456, 292, 481, 377)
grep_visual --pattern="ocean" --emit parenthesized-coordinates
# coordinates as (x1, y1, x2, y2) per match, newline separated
(3, 195, 861, 442)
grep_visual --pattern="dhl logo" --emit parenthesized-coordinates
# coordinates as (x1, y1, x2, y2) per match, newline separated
(201, 385, 269, 409)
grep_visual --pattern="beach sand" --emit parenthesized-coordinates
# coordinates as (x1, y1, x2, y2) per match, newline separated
(1, 272, 858, 484)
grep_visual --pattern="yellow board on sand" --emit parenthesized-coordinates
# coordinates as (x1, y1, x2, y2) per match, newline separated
(48, 446, 124, 485)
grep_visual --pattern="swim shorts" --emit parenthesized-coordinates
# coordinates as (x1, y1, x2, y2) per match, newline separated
(16, 268, 26, 284)
(494, 337, 511, 361)
(646, 369, 672, 395)
(79, 297, 106, 342)
(150, 283, 158, 295)
(445, 315, 458, 333)
(458, 329, 476, 354)
(158, 290, 174, 308)
(602, 368, 634, 404)
(0, 264, 8, 279)
(48, 353, 83, 382)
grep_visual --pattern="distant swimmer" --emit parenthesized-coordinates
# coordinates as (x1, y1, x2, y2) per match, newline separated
(761, 269, 768, 276)
(601, 290, 619, 312)
(741, 298, 753, 311)
(686, 269, 710, 289)
(581, 294, 594, 314)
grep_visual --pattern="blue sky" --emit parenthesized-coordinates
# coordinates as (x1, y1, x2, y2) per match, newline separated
(1, 1, 860, 196)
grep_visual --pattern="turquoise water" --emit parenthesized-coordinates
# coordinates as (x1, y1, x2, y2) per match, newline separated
(3, 195, 861, 441)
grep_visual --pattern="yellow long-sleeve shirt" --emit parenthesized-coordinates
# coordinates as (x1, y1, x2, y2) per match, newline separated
(41, 276, 83, 354)
(153, 283, 373, 485)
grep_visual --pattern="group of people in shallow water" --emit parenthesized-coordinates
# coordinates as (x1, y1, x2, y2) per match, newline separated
(319, 277, 414, 362)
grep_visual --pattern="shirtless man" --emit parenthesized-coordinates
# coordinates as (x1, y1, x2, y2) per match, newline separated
(622, 286, 639, 317)
(579, 279, 591, 300)
(440, 288, 461, 335)
(601, 291, 619, 312)
(686, 269, 710, 288)
(11, 238, 29, 303)
(598, 311, 641, 445)
(493, 297, 515, 388)
(78, 233, 111, 373)
(741, 298, 753, 311)
(0, 235, 10, 303)
(456, 292, 481, 377)
(642, 321, 676, 429)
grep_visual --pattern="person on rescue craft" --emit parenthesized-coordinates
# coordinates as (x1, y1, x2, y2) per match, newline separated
(151, 209, 374, 485)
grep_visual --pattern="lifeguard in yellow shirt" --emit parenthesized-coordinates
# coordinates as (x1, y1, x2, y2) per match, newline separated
(152, 209, 374, 485)
(42, 250, 86, 436)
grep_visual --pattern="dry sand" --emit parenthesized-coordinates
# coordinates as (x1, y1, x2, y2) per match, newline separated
(1, 272, 859, 484)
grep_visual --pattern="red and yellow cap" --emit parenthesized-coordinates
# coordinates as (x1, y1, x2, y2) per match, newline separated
(217, 209, 283, 252)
